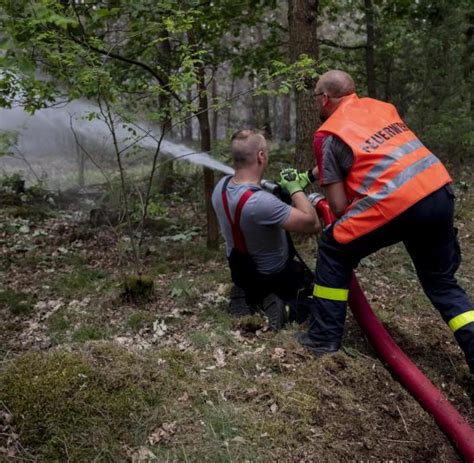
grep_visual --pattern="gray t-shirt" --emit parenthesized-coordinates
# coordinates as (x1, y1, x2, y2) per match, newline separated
(319, 134, 354, 186)
(212, 176, 291, 274)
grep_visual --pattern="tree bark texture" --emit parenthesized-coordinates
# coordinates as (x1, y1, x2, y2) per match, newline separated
(365, 0, 377, 98)
(156, 32, 174, 194)
(196, 66, 219, 250)
(288, 0, 319, 170)
(281, 94, 292, 141)
(184, 90, 193, 141)
(211, 76, 219, 141)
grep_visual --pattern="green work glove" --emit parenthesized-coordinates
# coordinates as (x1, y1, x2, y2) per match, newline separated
(279, 168, 303, 196)
(297, 169, 316, 190)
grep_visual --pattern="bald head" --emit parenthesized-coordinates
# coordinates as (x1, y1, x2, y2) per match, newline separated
(231, 129, 267, 169)
(316, 70, 356, 98)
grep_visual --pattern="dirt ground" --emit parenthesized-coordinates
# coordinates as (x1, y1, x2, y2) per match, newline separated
(0, 178, 473, 462)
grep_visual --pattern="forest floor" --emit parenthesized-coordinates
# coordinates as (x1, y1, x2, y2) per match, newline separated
(0, 171, 473, 462)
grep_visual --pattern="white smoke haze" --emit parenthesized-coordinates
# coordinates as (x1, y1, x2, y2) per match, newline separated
(0, 99, 234, 190)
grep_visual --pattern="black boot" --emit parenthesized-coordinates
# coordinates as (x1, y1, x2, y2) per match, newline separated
(295, 332, 340, 356)
(262, 293, 287, 331)
(229, 285, 254, 317)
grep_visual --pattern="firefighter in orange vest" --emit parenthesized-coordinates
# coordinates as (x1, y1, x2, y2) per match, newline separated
(295, 70, 474, 373)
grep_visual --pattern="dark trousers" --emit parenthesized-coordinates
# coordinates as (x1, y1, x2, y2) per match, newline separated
(238, 259, 314, 323)
(310, 185, 474, 371)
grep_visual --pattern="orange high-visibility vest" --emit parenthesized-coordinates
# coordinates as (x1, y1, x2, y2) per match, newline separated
(317, 94, 451, 244)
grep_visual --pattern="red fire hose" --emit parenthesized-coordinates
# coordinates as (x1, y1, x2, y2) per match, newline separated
(311, 195, 474, 462)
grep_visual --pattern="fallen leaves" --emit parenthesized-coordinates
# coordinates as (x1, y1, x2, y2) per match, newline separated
(213, 347, 226, 367)
(147, 421, 177, 445)
(0, 409, 19, 460)
(271, 347, 286, 361)
(152, 319, 167, 338)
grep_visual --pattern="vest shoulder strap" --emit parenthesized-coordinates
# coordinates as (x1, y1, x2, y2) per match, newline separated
(221, 176, 259, 253)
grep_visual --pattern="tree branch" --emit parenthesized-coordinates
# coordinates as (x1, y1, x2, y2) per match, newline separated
(318, 38, 366, 50)
(67, 33, 183, 105)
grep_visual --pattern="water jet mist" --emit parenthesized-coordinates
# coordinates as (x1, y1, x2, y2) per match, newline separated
(0, 100, 234, 189)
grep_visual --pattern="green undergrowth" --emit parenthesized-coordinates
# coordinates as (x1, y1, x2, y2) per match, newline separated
(48, 304, 113, 344)
(1, 171, 472, 461)
(0, 288, 34, 315)
(127, 310, 157, 333)
(49, 265, 108, 299)
(3, 204, 55, 221)
(0, 343, 198, 461)
(120, 274, 154, 304)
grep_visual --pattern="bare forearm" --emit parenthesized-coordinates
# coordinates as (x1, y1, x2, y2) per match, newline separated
(282, 192, 321, 234)
(292, 192, 317, 217)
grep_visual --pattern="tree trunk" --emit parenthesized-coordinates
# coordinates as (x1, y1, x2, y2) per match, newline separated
(184, 89, 193, 142)
(249, 74, 259, 126)
(226, 76, 235, 133)
(281, 94, 292, 141)
(288, 0, 319, 170)
(157, 33, 173, 193)
(465, 12, 474, 115)
(211, 76, 219, 141)
(186, 30, 218, 249)
(196, 66, 219, 249)
(365, 0, 377, 98)
(262, 94, 272, 139)
(383, 55, 392, 101)
(76, 142, 85, 187)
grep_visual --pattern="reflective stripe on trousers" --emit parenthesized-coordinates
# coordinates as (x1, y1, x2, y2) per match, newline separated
(449, 310, 474, 332)
(313, 284, 349, 301)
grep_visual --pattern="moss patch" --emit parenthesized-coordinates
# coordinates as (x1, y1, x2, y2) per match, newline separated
(0, 343, 196, 461)
(120, 275, 154, 304)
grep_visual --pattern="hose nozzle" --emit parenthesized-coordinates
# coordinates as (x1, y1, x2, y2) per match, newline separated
(260, 179, 281, 195)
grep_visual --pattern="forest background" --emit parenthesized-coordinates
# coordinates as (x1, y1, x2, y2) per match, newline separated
(0, 1, 473, 461)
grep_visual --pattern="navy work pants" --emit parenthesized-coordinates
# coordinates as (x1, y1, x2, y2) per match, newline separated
(247, 259, 314, 323)
(310, 185, 474, 372)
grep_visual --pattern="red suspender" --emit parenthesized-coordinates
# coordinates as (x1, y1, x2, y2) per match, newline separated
(221, 177, 256, 253)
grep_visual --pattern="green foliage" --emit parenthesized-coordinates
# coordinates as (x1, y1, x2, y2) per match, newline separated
(0, 130, 17, 156)
(5, 203, 53, 220)
(0, 172, 24, 193)
(0, 0, 282, 121)
(256, 55, 326, 97)
(319, 0, 473, 159)
(0, 172, 55, 220)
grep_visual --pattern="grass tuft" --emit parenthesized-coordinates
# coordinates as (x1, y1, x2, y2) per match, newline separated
(0, 288, 34, 315)
(72, 324, 107, 342)
(51, 267, 107, 299)
(120, 274, 154, 304)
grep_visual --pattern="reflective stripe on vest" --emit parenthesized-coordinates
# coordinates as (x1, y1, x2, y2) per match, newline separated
(356, 138, 424, 195)
(448, 311, 474, 332)
(313, 284, 349, 301)
(337, 153, 441, 227)
(315, 95, 451, 243)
